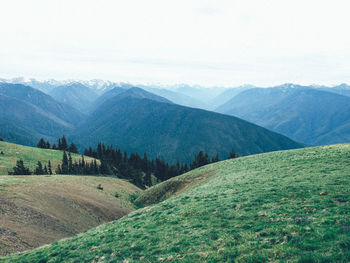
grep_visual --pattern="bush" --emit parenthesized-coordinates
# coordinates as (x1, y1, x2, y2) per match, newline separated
(0, 137, 3, 141)
(97, 184, 103, 190)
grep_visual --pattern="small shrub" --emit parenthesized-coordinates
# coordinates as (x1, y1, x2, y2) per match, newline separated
(0, 137, 3, 141)
(114, 193, 120, 198)
(339, 237, 350, 250)
(97, 184, 103, 190)
(0, 151, 3, 155)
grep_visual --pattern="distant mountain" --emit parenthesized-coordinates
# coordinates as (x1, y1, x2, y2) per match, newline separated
(173, 84, 225, 109)
(0, 83, 85, 145)
(0, 83, 84, 125)
(316, 83, 350, 97)
(73, 88, 303, 163)
(210, 85, 256, 109)
(217, 85, 350, 145)
(49, 82, 98, 112)
(0, 77, 67, 93)
(140, 86, 208, 109)
(89, 86, 172, 113)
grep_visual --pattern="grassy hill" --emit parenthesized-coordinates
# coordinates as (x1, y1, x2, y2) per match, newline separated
(2, 144, 349, 262)
(0, 141, 97, 175)
(0, 175, 141, 256)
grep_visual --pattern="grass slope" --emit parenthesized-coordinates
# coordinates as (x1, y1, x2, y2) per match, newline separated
(0, 175, 141, 256)
(2, 144, 349, 262)
(0, 141, 97, 175)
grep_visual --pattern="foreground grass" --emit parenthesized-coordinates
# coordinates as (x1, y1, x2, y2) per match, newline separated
(0, 141, 96, 174)
(2, 144, 350, 262)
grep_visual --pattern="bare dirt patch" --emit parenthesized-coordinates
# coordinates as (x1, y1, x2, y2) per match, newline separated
(0, 175, 141, 256)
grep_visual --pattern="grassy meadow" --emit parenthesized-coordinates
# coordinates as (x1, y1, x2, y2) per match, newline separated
(0, 141, 97, 175)
(2, 144, 349, 262)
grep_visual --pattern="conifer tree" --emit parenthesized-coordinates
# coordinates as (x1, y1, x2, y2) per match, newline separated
(229, 148, 237, 159)
(48, 160, 53, 175)
(61, 151, 69, 174)
(11, 160, 31, 175)
(61, 135, 68, 151)
(68, 142, 79, 154)
(37, 138, 46, 148)
(68, 152, 73, 173)
(58, 138, 62, 150)
(34, 161, 44, 175)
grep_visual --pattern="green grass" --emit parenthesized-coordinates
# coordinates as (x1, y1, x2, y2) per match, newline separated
(1, 144, 350, 262)
(0, 141, 97, 175)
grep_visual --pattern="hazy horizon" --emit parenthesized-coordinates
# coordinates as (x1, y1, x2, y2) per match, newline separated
(1, 0, 350, 86)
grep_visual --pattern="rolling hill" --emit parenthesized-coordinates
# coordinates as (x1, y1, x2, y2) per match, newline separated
(2, 144, 349, 262)
(0, 175, 140, 256)
(48, 82, 98, 113)
(0, 141, 97, 175)
(73, 88, 303, 163)
(217, 85, 350, 145)
(0, 141, 140, 255)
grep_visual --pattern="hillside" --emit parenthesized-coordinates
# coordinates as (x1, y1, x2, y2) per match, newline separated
(48, 82, 98, 113)
(73, 89, 303, 163)
(3, 144, 349, 262)
(217, 86, 350, 145)
(0, 141, 96, 175)
(0, 83, 85, 145)
(0, 175, 140, 256)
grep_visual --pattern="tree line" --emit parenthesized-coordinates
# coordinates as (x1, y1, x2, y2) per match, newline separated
(37, 135, 79, 153)
(9, 136, 238, 189)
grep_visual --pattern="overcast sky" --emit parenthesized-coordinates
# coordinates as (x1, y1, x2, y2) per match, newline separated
(1, 0, 350, 87)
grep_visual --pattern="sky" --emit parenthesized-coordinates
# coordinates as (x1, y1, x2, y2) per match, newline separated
(0, 0, 350, 87)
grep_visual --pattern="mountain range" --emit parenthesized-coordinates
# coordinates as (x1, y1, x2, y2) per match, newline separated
(0, 83, 84, 143)
(0, 82, 303, 163)
(2, 78, 350, 162)
(73, 87, 302, 163)
(217, 84, 350, 145)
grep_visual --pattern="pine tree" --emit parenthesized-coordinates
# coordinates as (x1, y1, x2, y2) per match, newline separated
(229, 148, 237, 159)
(58, 138, 62, 150)
(37, 138, 46, 148)
(56, 164, 62, 174)
(34, 161, 44, 175)
(68, 152, 73, 173)
(61, 135, 68, 151)
(61, 151, 69, 174)
(44, 165, 48, 175)
(45, 141, 50, 149)
(52, 143, 57, 150)
(48, 160, 53, 175)
(11, 160, 31, 175)
(68, 142, 79, 154)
